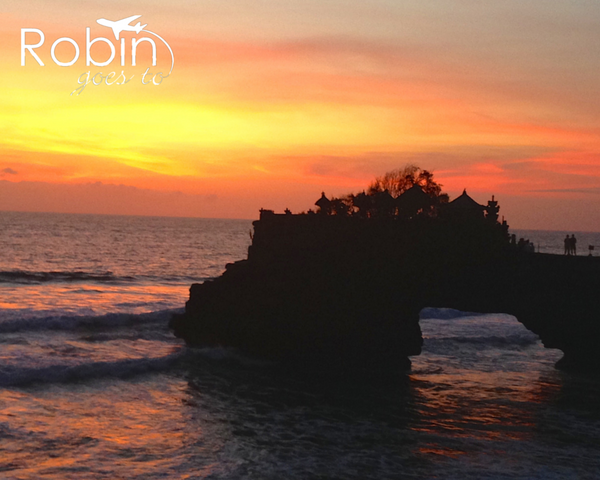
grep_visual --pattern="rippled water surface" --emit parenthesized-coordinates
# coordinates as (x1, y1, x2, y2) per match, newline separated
(1, 212, 599, 479)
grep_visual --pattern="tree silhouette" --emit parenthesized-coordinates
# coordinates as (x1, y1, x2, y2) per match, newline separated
(367, 164, 449, 203)
(316, 165, 448, 218)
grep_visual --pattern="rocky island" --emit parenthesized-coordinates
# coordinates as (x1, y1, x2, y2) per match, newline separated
(170, 166, 600, 372)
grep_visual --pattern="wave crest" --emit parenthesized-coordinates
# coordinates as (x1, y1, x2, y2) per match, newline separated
(424, 333, 539, 352)
(0, 270, 132, 284)
(0, 309, 182, 333)
(420, 307, 487, 320)
(0, 350, 185, 387)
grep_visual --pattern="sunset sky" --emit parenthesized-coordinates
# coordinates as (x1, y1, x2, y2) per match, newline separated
(2, 1, 600, 229)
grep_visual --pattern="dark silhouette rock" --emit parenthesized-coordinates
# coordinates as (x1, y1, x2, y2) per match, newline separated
(170, 202, 496, 372)
(170, 189, 600, 373)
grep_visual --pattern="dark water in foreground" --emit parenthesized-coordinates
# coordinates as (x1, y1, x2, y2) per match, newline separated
(0, 212, 599, 479)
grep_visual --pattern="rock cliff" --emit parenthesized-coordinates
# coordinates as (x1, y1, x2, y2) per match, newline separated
(170, 209, 600, 372)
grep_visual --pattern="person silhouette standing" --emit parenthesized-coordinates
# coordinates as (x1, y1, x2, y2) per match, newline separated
(571, 234, 577, 255)
(564, 234, 570, 255)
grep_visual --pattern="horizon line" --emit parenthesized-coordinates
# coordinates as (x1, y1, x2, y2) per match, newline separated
(1, 208, 599, 234)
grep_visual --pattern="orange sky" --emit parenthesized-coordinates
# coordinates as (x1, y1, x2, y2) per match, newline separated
(2, 1, 600, 230)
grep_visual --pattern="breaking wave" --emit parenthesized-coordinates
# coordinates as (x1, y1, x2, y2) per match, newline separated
(0, 270, 210, 285)
(0, 270, 132, 284)
(420, 307, 488, 319)
(0, 350, 185, 387)
(0, 309, 182, 333)
(424, 333, 539, 352)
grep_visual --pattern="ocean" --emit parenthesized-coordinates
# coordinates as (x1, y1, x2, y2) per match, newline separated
(1, 211, 599, 479)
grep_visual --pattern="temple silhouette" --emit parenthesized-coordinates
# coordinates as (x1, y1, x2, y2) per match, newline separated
(171, 180, 600, 373)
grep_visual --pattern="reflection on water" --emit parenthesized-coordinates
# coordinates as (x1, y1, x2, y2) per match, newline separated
(0, 283, 193, 319)
(1, 343, 600, 479)
(0, 375, 222, 478)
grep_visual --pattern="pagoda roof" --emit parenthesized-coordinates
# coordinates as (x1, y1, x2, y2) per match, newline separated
(448, 189, 484, 209)
(397, 184, 431, 204)
(315, 192, 331, 208)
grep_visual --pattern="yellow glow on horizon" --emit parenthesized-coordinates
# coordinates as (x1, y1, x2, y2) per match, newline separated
(1, 78, 433, 180)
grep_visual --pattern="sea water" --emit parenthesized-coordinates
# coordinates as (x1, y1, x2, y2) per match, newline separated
(1, 211, 599, 479)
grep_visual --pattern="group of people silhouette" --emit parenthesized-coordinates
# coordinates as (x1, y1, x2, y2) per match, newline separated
(510, 234, 535, 252)
(564, 234, 577, 255)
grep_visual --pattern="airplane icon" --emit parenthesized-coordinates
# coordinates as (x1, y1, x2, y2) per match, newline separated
(96, 15, 147, 40)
